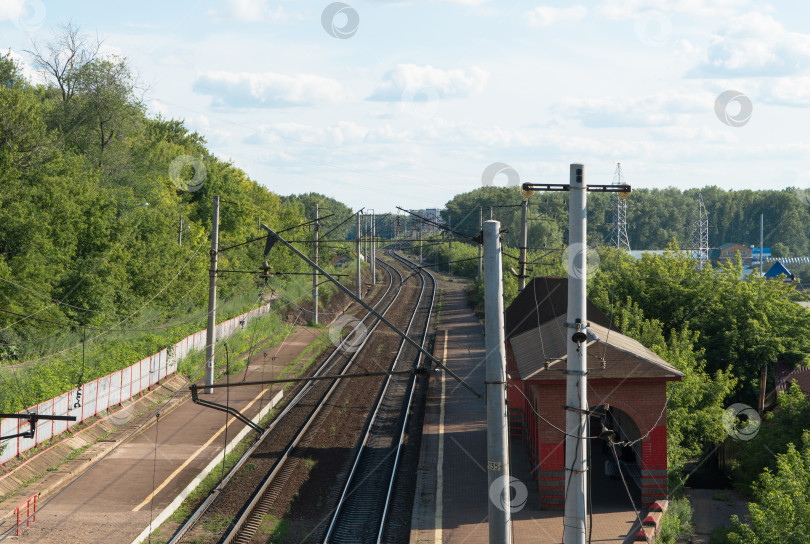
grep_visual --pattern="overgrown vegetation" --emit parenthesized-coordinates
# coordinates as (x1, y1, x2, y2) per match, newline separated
(0, 29, 357, 412)
(658, 498, 693, 544)
(726, 436, 810, 543)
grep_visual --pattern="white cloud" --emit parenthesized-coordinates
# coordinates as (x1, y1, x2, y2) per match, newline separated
(757, 77, 810, 107)
(193, 71, 349, 108)
(0, 0, 25, 20)
(691, 13, 810, 77)
(552, 91, 713, 128)
(596, 0, 749, 19)
(526, 5, 587, 28)
(209, 0, 289, 23)
(3, 49, 47, 85)
(368, 64, 489, 101)
(245, 121, 413, 147)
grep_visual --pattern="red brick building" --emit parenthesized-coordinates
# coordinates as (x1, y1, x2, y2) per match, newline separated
(504, 278, 683, 509)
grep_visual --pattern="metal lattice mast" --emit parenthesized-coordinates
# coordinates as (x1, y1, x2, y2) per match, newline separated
(692, 191, 709, 268)
(692, 190, 709, 269)
(611, 163, 631, 252)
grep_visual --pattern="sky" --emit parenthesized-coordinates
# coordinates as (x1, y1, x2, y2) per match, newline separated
(2, 0, 810, 212)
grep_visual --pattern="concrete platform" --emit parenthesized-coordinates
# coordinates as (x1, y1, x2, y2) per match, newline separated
(410, 277, 643, 543)
(12, 326, 325, 543)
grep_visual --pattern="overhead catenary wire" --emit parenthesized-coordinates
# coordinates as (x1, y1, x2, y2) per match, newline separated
(0, 277, 132, 319)
(0, 238, 210, 368)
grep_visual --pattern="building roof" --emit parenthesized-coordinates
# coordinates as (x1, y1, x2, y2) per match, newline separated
(508, 314, 684, 381)
(503, 277, 612, 340)
(765, 261, 792, 278)
(773, 361, 810, 395)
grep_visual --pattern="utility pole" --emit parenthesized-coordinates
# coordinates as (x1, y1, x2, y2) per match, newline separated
(519, 199, 528, 291)
(204, 196, 220, 394)
(760, 213, 764, 276)
(520, 165, 631, 544)
(448, 217, 453, 275)
(179, 214, 184, 246)
(418, 221, 423, 264)
(364, 212, 368, 262)
(478, 205, 483, 279)
(484, 219, 511, 543)
(565, 164, 588, 544)
(371, 210, 376, 285)
(313, 204, 319, 325)
(356, 211, 362, 299)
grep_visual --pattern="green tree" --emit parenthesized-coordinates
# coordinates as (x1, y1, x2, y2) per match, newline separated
(727, 436, 810, 544)
(732, 383, 810, 492)
(590, 249, 810, 403)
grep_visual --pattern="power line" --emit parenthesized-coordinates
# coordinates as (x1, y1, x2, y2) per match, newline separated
(0, 277, 131, 319)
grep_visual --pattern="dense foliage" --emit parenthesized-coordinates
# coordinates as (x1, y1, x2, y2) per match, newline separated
(590, 248, 810, 403)
(0, 31, 354, 411)
(727, 435, 810, 544)
(0, 38, 338, 353)
(732, 384, 810, 492)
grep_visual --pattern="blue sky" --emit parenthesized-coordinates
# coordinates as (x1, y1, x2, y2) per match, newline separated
(2, 0, 810, 212)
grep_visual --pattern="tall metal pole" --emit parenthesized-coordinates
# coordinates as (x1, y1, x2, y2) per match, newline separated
(204, 196, 220, 394)
(484, 220, 511, 544)
(313, 204, 319, 325)
(519, 199, 528, 291)
(564, 164, 588, 544)
(448, 218, 453, 275)
(760, 213, 764, 276)
(356, 211, 362, 299)
(179, 214, 184, 246)
(371, 210, 376, 285)
(419, 221, 423, 264)
(478, 206, 483, 279)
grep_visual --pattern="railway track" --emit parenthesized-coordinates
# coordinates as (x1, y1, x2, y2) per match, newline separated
(169, 251, 433, 544)
(321, 250, 436, 543)
(168, 259, 401, 543)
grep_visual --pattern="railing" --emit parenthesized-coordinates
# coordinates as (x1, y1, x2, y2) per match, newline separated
(14, 493, 37, 536)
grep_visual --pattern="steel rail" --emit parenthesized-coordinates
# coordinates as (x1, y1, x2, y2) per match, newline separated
(376, 251, 437, 542)
(322, 249, 436, 543)
(217, 259, 409, 544)
(168, 262, 398, 544)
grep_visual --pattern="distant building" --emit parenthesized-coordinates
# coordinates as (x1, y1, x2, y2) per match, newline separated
(751, 247, 772, 265)
(710, 243, 754, 266)
(408, 208, 442, 236)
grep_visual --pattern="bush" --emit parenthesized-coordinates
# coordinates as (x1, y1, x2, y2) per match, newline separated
(727, 436, 810, 544)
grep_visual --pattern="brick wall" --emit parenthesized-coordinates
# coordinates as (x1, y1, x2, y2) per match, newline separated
(523, 378, 669, 508)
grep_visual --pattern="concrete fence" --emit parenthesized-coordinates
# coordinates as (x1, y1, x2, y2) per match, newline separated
(0, 303, 273, 463)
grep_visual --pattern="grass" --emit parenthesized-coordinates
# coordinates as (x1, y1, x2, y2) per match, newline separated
(257, 514, 289, 541)
(709, 525, 735, 544)
(658, 498, 694, 544)
(711, 492, 733, 506)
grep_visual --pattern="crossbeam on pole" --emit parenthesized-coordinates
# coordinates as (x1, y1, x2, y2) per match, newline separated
(0, 413, 77, 440)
